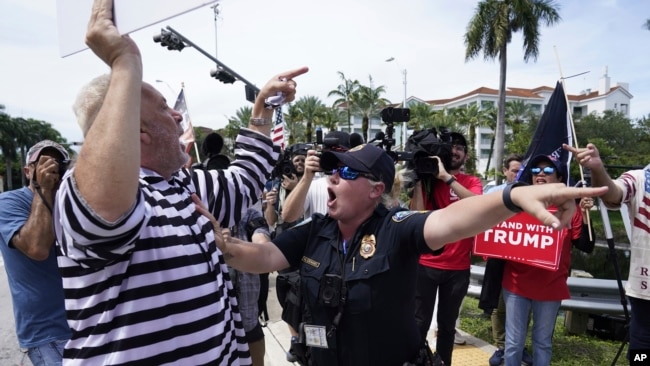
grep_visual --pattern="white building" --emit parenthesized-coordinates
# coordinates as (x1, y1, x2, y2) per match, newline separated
(339, 67, 631, 177)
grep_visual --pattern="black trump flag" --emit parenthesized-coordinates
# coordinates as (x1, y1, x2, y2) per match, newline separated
(517, 81, 573, 185)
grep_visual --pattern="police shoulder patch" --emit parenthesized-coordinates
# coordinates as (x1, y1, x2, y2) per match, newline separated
(392, 210, 426, 223)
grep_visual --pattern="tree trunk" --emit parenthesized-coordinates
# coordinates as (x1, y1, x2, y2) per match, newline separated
(4, 157, 13, 190)
(362, 116, 369, 142)
(494, 44, 508, 185)
(485, 134, 496, 178)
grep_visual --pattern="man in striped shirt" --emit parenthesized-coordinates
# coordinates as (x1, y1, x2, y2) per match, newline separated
(565, 142, 650, 362)
(53, 1, 308, 364)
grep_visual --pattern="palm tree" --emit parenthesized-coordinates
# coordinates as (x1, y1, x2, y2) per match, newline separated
(319, 107, 344, 132)
(327, 72, 360, 132)
(293, 96, 327, 143)
(464, 0, 561, 184)
(0, 108, 19, 190)
(453, 103, 490, 175)
(430, 108, 462, 134)
(505, 99, 536, 136)
(408, 102, 437, 131)
(349, 76, 390, 141)
(285, 103, 306, 146)
(483, 106, 498, 178)
(223, 106, 253, 153)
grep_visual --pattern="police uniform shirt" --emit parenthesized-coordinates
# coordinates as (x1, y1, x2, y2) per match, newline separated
(273, 205, 439, 366)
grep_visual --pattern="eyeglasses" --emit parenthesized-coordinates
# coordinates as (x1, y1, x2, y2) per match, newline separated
(531, 166, 556, 175)
(326, 166, 377, 181)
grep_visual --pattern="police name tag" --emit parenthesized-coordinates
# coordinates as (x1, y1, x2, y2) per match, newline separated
(303, 325, 329, 348)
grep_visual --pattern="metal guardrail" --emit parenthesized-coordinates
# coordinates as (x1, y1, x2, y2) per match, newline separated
(467, 265, 630, 315)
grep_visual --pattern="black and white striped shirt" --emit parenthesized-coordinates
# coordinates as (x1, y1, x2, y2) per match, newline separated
(54, 129, 279, 365)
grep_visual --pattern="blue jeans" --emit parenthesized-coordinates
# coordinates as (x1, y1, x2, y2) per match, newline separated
(414, 266, 469, 366)
(26, 339, 66, 366)
(503, 289, 560, 366)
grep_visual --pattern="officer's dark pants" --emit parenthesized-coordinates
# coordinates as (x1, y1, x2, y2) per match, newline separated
(414, 265, 470, 366)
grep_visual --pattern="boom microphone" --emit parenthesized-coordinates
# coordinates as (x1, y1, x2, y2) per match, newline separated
(368, 131, 385, 144)
(350, 132, 364, 148)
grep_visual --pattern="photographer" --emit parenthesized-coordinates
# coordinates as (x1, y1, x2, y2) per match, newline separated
(281, 131, 351, 223)
(0, 140, 71, 365)
(409, 131, 483, 366)
(264, 144, 307, 234)
(199, 142, 607, 366)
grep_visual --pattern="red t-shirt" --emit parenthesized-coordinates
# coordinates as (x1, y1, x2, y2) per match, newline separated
(417, 173, 483, 270)
(501, 205, 584, 301)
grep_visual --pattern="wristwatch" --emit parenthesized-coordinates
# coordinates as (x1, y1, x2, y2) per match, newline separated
(250, 117, 271, 126)
(445, 176, 456, 185)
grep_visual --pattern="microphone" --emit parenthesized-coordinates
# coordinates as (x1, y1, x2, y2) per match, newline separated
(349, 132, 364, 148)
(367, 131, 385, 144)
(201, 132, 224, 157)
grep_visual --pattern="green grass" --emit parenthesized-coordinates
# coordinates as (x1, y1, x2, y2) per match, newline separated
(460, 297, 630, 365)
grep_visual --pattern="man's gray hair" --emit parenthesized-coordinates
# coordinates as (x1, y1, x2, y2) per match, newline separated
(72, 74, 110, 137)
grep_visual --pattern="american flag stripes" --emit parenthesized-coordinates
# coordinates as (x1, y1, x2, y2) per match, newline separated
(271, 106, 285, 149)
(173, 89, 196, 154)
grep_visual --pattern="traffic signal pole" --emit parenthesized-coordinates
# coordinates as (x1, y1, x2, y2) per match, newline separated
(155, 26, 260, 100)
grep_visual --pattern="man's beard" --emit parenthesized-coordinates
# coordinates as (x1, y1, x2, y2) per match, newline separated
(450, 157, 464, 171)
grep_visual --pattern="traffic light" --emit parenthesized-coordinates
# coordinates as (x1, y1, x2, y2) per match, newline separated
(153, 29, 185, 51)
(245, 84, 258, 103)
(210, 68, 236, 84)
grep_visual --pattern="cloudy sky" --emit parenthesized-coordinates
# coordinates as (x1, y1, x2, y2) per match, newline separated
(1, 0, 649, 147)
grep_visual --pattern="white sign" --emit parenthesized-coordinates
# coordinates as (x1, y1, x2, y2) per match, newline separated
(56, 0, 218, 57)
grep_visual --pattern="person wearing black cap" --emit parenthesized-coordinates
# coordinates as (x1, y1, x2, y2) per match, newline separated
(197, 142, 607, 366)
(277, 132, 351, 362)
(409, 131, 483, 365)
(281, 130, 351, 223)
(501, 154, 594, 366)
(0, 140, 71, 365)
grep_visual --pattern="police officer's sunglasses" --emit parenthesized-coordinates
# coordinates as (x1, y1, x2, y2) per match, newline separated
(531, 166, 556, 175)
(326, 166, 378, 181)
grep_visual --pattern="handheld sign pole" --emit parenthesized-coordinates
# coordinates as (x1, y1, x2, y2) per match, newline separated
(553, 45, 592, 240)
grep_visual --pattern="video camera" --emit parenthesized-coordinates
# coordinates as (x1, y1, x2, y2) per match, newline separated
(375, 107, 410, 154)
(401, 127, 453, 178)
(374, 106, 453, 179)
(272, 143, 310, 179)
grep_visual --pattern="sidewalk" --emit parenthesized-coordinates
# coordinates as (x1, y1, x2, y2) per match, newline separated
(263, 272, 497, 365)
(0, 267, 496, 365)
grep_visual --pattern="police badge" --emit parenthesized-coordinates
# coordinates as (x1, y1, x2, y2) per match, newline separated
(359, 234, 376, 259)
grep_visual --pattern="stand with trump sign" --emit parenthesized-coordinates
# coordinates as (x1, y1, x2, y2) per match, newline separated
(474, 211, 568, 271)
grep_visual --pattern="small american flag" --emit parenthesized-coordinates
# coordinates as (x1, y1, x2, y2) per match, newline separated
(173, 88, 195, 154)
(271, 106, 285, 149)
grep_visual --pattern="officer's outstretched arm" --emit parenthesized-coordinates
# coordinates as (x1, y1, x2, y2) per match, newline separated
(422, 183, 607, 252)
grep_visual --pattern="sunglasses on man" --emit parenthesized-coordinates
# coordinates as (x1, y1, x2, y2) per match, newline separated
(325, 166, 378, 181)
(531, 166, 556, 175)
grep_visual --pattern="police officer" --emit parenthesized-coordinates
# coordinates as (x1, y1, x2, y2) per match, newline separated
(197, 143, 607, 366)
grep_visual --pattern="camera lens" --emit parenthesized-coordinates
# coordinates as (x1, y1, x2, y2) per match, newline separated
(321, 288, 335, 304)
